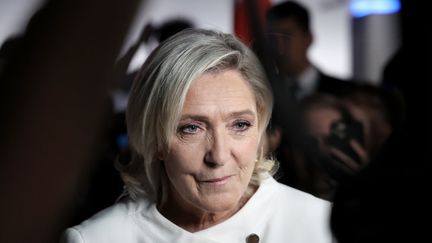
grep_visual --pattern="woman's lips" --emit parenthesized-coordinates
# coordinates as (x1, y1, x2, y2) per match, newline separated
(200, 175, 233, 185)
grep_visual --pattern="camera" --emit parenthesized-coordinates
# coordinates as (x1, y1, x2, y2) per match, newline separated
(325, 114, 364, 163)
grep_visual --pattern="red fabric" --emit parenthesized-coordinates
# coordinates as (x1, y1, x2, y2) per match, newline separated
(234, 0, 271, 46)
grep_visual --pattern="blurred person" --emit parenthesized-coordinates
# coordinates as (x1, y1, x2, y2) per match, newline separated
(298, 93, 368, 200)
(302, 94, 367, 164)
(263, 1, 363, 198)
(287, 86, 401, 201)
(330, 56, 421, 243)
(61, 29, 332, 243)
(265, 0, 358, 100)
(0, 0, 140, 243)
(340, 84, 404, 159)
(330, 92, 426, 242)
(330, 0, 430, 241)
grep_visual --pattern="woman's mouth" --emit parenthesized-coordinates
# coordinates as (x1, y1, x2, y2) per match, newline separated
(200, 175, 233, 186)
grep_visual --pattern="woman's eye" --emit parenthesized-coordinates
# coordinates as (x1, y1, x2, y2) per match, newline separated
(233, 121, 251, 131)
(179, 124, 200, 134)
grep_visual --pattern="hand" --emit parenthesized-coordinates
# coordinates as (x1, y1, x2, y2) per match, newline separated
(327, 139, 369, 175)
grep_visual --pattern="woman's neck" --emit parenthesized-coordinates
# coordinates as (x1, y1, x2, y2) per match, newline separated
(158, 185, 257, 232)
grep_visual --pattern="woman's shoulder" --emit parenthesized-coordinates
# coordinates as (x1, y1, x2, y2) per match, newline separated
(61, 198, 153, 243)
(259, 177, 333, 242)
(230, 177, 333, 243)
(260, 176, 331, 211)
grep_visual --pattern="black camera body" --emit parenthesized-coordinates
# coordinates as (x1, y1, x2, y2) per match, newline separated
(326, 113, 364, 163)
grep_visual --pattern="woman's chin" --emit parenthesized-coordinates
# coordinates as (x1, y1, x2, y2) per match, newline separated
(197, 193, 243, 214)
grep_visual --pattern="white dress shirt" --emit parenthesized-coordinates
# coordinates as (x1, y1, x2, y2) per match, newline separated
(296, 66, 319, 99)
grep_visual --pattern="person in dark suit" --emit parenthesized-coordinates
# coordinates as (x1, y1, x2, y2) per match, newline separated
(262, 1, 363, 195)
(265, 0, 357, 100)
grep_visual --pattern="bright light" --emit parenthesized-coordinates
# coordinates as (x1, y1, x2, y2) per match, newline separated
(350, 0, 401, 18)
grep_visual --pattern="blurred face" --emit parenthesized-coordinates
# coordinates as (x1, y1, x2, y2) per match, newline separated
(345, 102, 391, 154)
(304, 106, 342, 147)
(267, 18, 312, 77)
(161, 69, 260, 218)
(303, 106, 342, 200)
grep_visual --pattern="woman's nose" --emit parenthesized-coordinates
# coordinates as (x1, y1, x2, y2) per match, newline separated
(204, 130, 230, 167)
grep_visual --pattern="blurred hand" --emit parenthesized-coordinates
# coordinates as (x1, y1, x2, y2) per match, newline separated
(327, 139, 369, 174)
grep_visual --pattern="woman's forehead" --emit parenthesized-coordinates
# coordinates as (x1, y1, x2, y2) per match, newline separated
(182, 70, 257, 116)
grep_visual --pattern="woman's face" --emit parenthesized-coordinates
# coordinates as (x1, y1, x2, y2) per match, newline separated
(161, 69, 260, 217)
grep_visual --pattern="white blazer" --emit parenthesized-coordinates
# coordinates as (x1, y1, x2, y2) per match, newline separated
(61, 176, 333, 243)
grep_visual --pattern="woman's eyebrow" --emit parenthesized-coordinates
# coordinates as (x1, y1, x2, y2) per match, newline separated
(227, 109, 257, 119)
(224, 109, 257, 122)
(179, 114, 209, 122)
(180, 109, 256, 120)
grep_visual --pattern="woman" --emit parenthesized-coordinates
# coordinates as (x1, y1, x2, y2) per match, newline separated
(62, 29, 332, 243)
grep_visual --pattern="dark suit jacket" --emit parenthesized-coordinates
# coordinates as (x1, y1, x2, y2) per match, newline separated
(317, 71, 360, 97)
